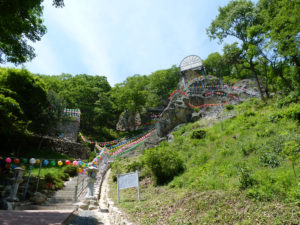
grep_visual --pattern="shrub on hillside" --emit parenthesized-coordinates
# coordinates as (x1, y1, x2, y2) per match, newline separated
(44, 173, 64, 190)
(144, 145, 185, 185)
(64, 165, 78, 177)
(191, 129, 206, 139)
(238, 166, 256, 189)
(225, 104, 234, 111)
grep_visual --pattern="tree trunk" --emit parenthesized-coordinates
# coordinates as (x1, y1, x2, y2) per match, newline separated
(264, 62, 270, 98)
(37, 136, 44, 151)
(250, 62, 265, 101)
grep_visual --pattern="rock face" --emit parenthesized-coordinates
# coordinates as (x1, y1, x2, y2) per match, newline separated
(139, 78, 260, 151)
(116, 110, 142, 131)
(156, 94, 193, 137)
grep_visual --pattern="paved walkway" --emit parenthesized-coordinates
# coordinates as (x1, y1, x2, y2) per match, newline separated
(0, 209, 73, 225)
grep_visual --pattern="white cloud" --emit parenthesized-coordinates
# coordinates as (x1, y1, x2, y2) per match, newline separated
(10, 0, 233, 85)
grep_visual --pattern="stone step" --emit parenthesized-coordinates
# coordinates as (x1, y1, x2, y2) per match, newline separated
(17, 204, 75, 210)
(49, 198, 74, 202)
(54, 191, 75, 195)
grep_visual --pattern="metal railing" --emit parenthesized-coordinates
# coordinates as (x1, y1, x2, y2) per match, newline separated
(73, 174, 88, 203)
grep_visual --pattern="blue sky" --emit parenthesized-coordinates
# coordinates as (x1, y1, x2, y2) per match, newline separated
(18, 0, 233, 86)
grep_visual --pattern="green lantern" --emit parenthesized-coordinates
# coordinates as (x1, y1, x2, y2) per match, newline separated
(22, 158, 28, 164)
(50, 160, 56, 166)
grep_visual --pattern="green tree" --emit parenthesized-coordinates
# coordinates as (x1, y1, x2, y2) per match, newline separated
(0, 68, 49, 133)
(207, 0, 265, 100)
(203, 52, 230, 79)
(0, 0, 64, 64)
(146, 65, 180, 108)
(110, 75, 149, 113)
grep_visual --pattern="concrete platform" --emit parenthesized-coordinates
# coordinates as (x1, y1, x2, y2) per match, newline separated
(0, 210, 73, 225)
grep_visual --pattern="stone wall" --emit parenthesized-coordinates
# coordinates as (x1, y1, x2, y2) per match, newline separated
(58, 119, 80, 142)
(40, 137, 90, 159)
(23, 136, 90, 160)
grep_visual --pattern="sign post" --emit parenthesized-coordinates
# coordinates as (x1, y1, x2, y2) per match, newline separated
(117, 170, 140, 203)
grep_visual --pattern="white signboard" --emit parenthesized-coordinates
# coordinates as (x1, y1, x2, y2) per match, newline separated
(117, 170, 140, 203)
(118, 171, 139, 189)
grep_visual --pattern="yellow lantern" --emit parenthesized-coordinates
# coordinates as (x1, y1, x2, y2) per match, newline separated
(36, 159, 41, 164)
(58, 160, 63, 166)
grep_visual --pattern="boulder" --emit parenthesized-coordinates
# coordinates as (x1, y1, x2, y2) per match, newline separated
(88, 204, 98, 210)
(30, 192, 47, 204)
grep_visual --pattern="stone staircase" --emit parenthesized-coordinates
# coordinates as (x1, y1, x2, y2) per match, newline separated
(16, 175, 85, 210)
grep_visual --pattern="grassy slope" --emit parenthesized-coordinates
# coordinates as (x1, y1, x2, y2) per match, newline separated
(109, 98, 300, 224)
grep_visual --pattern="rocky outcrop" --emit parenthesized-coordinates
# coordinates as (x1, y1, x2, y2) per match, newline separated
(156, 94, 193, 137)
(116, 110, 142, 131)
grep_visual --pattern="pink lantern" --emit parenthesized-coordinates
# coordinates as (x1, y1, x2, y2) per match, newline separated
(72, 160, 78, 166)
(65, 160, 71, 166)
(5, 157, 12, 163)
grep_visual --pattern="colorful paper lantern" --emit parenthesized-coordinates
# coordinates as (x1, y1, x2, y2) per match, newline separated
(81, 163, 86, 168)
(11, 164, 17, 169)
(22, 158, 28, 164)
(5, 157, 12, 163)
(72, 160, 78, 166)
(14, 158, 20, 164)
(36, 159, 41, 164)
(65, 160, 71, 166)
(58, 160, 63, 166)
(77, 167, 83, 173)
(50, 160, 56, 166)
(5, 164, 10, 169)
(29, 158, 36, 165)
(43, 160, 49, 166)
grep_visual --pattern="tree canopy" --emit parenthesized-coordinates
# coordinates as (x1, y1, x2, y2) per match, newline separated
(206, 0, 299, 96)
(0, 0, 64, 64)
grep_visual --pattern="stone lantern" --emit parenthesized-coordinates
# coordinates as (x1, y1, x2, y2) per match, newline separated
(7, 167, 25, 202)
(85, 166, 98, 198)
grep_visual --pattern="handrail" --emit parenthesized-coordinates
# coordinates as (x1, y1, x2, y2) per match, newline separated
(73, 174, 88, 203)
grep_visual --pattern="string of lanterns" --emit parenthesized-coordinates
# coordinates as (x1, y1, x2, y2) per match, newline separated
(188, 102, 231, 109)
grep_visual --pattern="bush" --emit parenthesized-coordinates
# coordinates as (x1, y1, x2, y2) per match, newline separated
(259, 152, 280, 168)
(144, 146, 185, 185)
(44, 173, 56, 183)
(44, 173, 65, 190)
(126, 160, 143, 173)
(191, 129, 206, 139)
(64, 165, 78, 177)
(238, 166, 256, 189)
(238, 142, 256, 156)
(58, 173, 70, 181)
(225, 104, 234, 110)
(89, 151, 96, 162)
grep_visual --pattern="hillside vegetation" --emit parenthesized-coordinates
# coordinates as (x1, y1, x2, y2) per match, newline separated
(109, 96, 300, 224)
